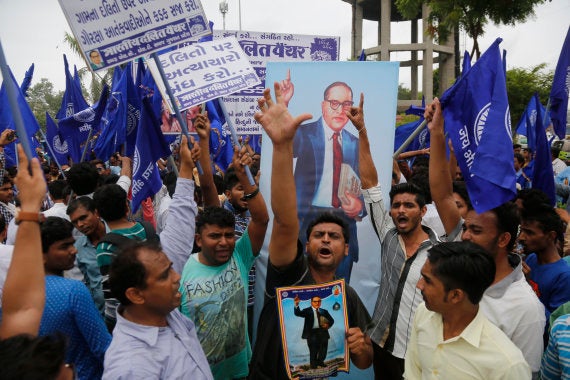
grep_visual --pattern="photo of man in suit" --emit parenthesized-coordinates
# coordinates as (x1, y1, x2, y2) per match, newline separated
(280, 71, 364, 283)
(294, 295, 335, 369)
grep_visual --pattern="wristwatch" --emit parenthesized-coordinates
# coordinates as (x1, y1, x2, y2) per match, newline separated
(15, 211, 46, 225)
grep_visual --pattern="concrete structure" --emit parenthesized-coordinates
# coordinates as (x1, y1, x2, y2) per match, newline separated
(342, 0, 455, 109)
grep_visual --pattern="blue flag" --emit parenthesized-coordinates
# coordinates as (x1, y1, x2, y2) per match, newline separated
(358, 49, 366, 61)
(206, 99, 233, 172)
(123, 62, 142, 158)
(20, 63, 34, 97)
(462, 51, 471, 76)
(0, 66, 40, 166)
(45, 112, 68, 167)
(57, 55, 89, 120)
(93, 65, 130, 161)
(532, 93, 556, 205)
(394, 118, 430, 153)
(515, 95, 551, 152)
(550, 26, 570, 139)
(440, 38, 516, 213)
(59, 86, 109, 163)
(131, 98, 171, 213)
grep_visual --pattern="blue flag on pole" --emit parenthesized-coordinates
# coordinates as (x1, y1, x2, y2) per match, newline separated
(462, 51, 471, 76)
(394, 118, 430, 153)
(57, 55, 89, 120)
(45, 112, 68, 167)
(131, 98, 171, 213)
(206, 99, 233, 171)
(93, 71, 126, 162)
(515, 96, 551, 152)
(123, 62, 142, 158)
(439, 38, 516, 213)
(59, 86, 109, 163)
(550, 26, 570, 139)
(20, 63, 34, 97)
(358, 49, 366, 61)
(0, 66, 40, 166)
(532, 93, 556, 205)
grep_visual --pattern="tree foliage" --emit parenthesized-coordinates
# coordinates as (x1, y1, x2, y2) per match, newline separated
(395, 0, 548, 58)
(506, 63, 553, 128)
(26, 78, 63, 129)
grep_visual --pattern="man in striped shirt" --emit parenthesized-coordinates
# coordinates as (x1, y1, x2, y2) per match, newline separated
(352, 95, 440, 380)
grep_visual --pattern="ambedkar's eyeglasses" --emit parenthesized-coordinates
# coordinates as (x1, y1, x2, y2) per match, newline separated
(325, 99, 353, 110)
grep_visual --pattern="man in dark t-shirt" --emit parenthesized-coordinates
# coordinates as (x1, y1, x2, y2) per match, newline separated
(248, 85, 372, 379)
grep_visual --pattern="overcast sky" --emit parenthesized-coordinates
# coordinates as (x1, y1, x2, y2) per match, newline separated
(0, 0, 568, 93)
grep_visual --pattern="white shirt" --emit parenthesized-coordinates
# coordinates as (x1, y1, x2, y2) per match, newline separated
(405, 303, 531, 380)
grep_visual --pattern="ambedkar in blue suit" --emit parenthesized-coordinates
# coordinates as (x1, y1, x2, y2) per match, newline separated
(283, 79, 365, 282)
(294, 296, 335, 369)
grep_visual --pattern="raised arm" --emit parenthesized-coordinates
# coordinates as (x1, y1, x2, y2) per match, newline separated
(160, 135, 201, 274)
(232, 143, 269, 254)
(0, 145, 47, 338)
(194, 112, 220, 207)
(348, 93, 393, 240)
(254, 83, 311, 268)
(426, 98, 461, 235)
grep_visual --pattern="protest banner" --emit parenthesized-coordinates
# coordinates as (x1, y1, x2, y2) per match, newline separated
(147, 36, 260, 112)
(58, 0, 211, 71)
(207, 30, 340, 135)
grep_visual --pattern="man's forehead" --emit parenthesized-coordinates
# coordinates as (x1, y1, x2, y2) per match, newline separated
(465, 209, 497, 227)
(311, 222, 342, 232)
(327, 85, 351, 98)
(391, 192, 419, 204)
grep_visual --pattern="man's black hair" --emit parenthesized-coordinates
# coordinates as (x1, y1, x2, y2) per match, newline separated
(195, 206, 235, 234)
(224, 167, 240, 192)
(67, 196, 96, 216)
(452, 181, 472, 211)
(427, 241, 495, 304)
(67, 162, 99, 196)
(109, 241, 161, 306)
(489, 201, 520, 252)
(521, 203, 565, 243)
(47, 180, 67, 201)
(40, 217, 74, 253)
(93, 184, 127, 222)
(0, 333, 67, 380)
(305, 212, 350, 244)
(389, 182, 426, 209)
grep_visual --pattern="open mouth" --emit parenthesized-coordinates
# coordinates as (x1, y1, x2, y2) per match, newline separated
(318, 247, 333, 257)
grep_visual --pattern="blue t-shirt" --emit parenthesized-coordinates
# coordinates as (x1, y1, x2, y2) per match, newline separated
(39, 276, 111, 380)
(526, 254, 570, 320)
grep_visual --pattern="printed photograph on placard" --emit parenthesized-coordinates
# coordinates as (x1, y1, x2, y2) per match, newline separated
(276, 279, 349, 379)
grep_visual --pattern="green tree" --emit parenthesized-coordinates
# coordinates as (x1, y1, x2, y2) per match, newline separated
(398, 84, 412, 100)
(395, 0, 547, 59)
(506, 63, 553, 129)
(27, 78, 64, 130)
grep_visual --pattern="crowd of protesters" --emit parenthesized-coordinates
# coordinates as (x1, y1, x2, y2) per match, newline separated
(1, 85, 570, 380)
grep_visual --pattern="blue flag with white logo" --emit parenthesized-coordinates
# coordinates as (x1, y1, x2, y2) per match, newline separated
(394, 118, 430, 153)
(440, 38, 516, 213)
(45, 112, 68, 167)
(57, 55, 89, 120)
(532, 93, 556, 205)
(550, 26, 570, 140)
(0, 66, 40, 166)
(515, 96, 551, 152)
(131, 98, 171, 213)
(59, 86, 109, 163)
